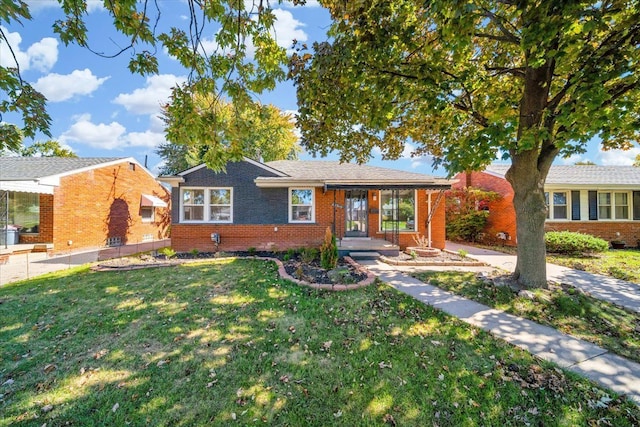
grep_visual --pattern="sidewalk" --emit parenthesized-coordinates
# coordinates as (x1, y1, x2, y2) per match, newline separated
(361, 259, 640, 405)
(0, 240, 170, 286)
(446, 242, 640, 314)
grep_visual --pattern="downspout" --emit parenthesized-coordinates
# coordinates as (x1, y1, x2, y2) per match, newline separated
(427, 191, 432, 248)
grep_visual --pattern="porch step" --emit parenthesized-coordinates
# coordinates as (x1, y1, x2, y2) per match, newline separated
(349, 251, 381, 260)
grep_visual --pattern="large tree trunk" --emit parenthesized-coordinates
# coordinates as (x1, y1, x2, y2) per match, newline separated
(506, 156, 549, 288)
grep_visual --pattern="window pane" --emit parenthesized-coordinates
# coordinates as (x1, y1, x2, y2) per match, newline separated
(183, 189, 204, 205)
(210, 189, 230, 204)
(553, 192, 566, 205)
(615, 205, 629, 219)
(141, 207, 153, 221)
(9, 192, 40, 233)
(292, 206, 311, 221)
(381, 190, 415, 231)
(554, 206, 567, 219)
(599, 206, 611, 219)
(210, 206, 231, 221)
(183, 206, 204, 220)
(615, 193, 628, 206)
(598, 193, 611, 205)
(291, 189, 312, 205)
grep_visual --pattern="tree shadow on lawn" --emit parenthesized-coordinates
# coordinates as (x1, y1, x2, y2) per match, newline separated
(1, 259, 639, 426)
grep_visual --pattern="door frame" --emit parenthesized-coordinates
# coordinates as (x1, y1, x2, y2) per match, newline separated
(344, 190, 368, 237)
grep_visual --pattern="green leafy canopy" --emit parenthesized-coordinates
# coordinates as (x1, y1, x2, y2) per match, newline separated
(0, 0, 293, 156)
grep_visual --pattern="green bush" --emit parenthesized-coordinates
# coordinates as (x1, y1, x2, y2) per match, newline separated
(545, 231, 609, 255)
(446, 210, 490, 242)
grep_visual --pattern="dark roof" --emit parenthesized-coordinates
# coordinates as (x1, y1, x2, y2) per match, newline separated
(265, 160, 451, 188)
(486, 164, 640, 186)
(0, 157, 127, 181)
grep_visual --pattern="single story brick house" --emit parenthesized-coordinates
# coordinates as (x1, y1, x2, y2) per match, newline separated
(454, 164, 640, 247)
(0, 157, 170, 255)
(159, 158, 452, 254)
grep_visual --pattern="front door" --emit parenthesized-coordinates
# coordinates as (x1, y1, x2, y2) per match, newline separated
(345, 190, 368, 237)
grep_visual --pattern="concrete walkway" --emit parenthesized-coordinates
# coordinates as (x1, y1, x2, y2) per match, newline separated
(0, 240, 170, 286)
(360, 256, 640, 405)
(446, 242, 640, 314)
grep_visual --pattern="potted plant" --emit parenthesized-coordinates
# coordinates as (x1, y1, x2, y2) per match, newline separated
(611, 232, 626, 249)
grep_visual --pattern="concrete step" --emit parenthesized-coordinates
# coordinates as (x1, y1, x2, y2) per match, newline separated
(349, 251, 381, 260)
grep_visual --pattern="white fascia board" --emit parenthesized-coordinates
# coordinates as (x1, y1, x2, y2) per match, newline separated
(157, 176, 185, 187)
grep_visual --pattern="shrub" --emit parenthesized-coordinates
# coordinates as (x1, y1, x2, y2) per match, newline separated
(320, 227, 338, 270)
(300, 247, 318, 263)
(158, 247, 176, 259)
(446, 210, 490, 242)
(545, 231, 609, 255)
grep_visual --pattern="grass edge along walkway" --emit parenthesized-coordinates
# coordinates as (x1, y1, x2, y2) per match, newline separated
(362, 260, 640, 406)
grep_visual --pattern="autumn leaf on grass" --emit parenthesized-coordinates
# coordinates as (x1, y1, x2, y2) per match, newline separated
(322, 341, 333, 351)
(378, 361, 392, 369)
(94, 349, 108, 359)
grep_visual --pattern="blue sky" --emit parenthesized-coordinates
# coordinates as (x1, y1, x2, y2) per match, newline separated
(1, 1, 637, 176)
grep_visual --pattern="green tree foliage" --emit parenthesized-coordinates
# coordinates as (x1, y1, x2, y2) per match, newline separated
(19, 140, 77, 157)
(445, 188, 501, 242)
(290, 1, 640, 288)
(159, 99, 300, 175)
(1, 0, 292, 156)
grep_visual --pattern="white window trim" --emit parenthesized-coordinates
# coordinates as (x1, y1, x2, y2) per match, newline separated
(289, 187, 315, 223)
(598, 191, 631, 221)
(545, 191, 569, 221)
(378, 189, 418, 232)
(180, 187, 233, 223)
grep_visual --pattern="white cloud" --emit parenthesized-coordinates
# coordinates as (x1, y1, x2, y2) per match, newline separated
(60, 115, 167, 150)
(0, 27, 58, 72)
(273, 9, 308, 47)
(33, 69, 109, 102)
(112, 74, 187, 115)
(598, 147, 640, 166)
(126, 130, 167, 148)
(60, 115, 127, 150)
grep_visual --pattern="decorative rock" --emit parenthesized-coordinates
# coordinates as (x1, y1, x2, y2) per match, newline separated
(518, 290, 536, 300)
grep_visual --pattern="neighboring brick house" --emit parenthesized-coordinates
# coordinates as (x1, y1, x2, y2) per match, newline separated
(159, 158, 452, 254)
(454, 164, 640, 247)
(0, 157, 170, 255)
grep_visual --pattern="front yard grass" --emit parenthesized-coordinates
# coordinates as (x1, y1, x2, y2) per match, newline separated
(412, 271, 640, 365)
(546, 248, 640, 284)
(1, 259, 640, 426)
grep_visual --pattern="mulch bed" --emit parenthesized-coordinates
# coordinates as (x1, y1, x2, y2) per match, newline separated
(92, 251, 373, 288)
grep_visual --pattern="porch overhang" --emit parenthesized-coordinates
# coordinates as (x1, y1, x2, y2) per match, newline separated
(0, 180, 56, 194)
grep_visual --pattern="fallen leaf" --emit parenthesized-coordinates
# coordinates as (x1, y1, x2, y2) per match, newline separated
(41, 404, 53, 413)
(43, 364, 56, 374)
(112, 403, 119, 412)
(333, 410, 343, 418)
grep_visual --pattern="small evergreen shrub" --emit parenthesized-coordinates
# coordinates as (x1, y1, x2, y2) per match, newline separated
(320, 227, 338, 270)
(545, 231, 609, 255)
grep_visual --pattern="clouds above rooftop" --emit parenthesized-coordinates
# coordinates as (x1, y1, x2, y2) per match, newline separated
(112, 74, 187, 115)
(33, 69, 109, 102)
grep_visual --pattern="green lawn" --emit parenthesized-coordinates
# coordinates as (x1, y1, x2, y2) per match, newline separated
(412, 271, 640, 365)
(547, 248, 640, 283)
(1, 259, 639, 426)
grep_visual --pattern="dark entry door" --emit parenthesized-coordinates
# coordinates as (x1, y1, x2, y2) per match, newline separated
(345, 190, 368, 237)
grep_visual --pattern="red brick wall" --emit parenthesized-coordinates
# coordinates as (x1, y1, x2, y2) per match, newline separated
(453, 171, 517, 246)
(170, 188, 448, 252)
(34, 161, 171, 254)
